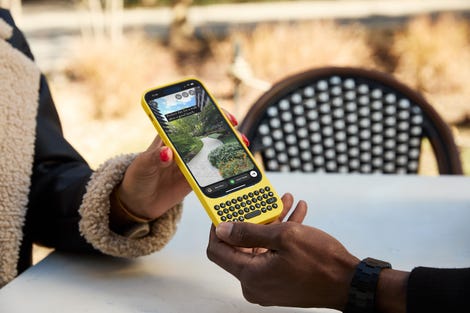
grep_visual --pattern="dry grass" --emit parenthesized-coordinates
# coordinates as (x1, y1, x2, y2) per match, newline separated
(51, 13, 470, 174)
(227, 20, 376, 82)
(392, 14, 470, 123)
(65, 33, 181, 119)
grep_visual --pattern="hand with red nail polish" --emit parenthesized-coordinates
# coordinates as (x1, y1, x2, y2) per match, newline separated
(114, 137, 192, 221)
(113, 108, 239, 221)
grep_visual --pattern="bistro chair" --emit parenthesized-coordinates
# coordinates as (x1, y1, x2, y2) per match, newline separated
(239, 67, 463, 174)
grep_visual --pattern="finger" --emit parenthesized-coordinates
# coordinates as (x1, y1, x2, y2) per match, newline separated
(220, 108, 238, 126)
(207, 225, 254, 278)
(287, 200, 308, 223)
(277, 193, 294, 222)
(141, 136, 164, 158)
(147, 136, 174, 166)
(135, 142, 174, 175)
(240, 133, 250, 147)
(158, 146, 174, 167)
(215, 222, 282, 250)
(219, 109, 250, 146)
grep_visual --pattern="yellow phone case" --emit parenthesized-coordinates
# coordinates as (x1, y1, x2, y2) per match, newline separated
(141, 78, 283, 225)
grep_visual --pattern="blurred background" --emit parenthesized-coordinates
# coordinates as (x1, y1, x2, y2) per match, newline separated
(6, 0, 470, 174)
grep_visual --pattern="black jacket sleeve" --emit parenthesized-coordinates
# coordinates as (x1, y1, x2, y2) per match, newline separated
(1, 9, 97, 272)
(407, 267, 470, 313)
(26, 74, 95, 252)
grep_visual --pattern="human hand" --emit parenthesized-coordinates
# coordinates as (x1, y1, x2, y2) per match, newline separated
(233, 193, 307, 255)
(275, 192, 308, 224)
(114, 136, 191, 221)
(207, 208, 360, 310)
(114, 110, 245, 221)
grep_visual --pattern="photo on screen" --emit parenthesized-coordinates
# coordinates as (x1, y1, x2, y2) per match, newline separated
(148, 86, 255, 187)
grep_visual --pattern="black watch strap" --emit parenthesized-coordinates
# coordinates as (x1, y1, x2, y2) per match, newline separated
(344, 257, 392, 313)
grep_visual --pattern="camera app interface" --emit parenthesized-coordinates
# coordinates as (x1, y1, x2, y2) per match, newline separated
(147, 83, 260, 197)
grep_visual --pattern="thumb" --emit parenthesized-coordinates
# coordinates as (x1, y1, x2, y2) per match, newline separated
(215, 222, 282, 250)
(135, 138, 174, 173)
(157, 146, 173, 167)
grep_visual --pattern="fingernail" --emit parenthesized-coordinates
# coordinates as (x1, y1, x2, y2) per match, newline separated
(241, 133, 250, 147)
(227, 112, 238, 126)
(216, 222, 233, 239)
(159, 147, 171, 162)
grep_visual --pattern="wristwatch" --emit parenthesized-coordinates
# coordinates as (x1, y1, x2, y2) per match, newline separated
(344, 257, 392, 313)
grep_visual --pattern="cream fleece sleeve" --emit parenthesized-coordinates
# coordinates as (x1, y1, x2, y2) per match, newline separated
(79, 154, 182, 257)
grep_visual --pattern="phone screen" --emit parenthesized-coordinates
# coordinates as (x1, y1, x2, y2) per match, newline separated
(145, 80, 262, 198)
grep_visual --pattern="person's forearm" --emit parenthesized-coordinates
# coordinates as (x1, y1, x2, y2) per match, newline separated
(407, 267, 470, 313)
(376, 269, 410, 313)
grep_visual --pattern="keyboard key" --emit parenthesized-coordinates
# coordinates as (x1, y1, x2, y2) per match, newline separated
(245, 210, 261, 219)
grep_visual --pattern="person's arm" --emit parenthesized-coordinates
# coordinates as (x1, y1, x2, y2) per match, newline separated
(1, 7, 97, 254)
(1, 11, 189, 258)
(26, 73, 95, 251)
(208, 221, 470, 313)
(207, 221, 359, 309)
(27, 73, 189, 254)
(406, 267, 470, 313)
(376, 268, 409, 313)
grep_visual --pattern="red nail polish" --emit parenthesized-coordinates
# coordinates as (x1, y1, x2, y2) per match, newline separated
(241, 134, 250, 147)
(160, 147, 171, 162)
(228, 112, 238, 126)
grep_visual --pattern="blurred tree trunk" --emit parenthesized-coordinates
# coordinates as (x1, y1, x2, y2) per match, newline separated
(106, 0, 123, 43)
(169, 0, 194, 50)
(169, 0, 209, 63)
(80, 0, 124, 43)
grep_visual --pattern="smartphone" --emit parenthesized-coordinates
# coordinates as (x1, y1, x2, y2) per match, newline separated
(141, 78, 283, 225)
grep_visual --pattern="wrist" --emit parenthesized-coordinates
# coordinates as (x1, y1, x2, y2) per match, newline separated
(376, 269, 409, 313)
(112, 187, 155, 223)
(109, 186, 154, 237)
(338, 258, 361, 311)
(344, 257, 392, 313)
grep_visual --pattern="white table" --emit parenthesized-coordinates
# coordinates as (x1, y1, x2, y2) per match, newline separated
(1, 173, 470, 313)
